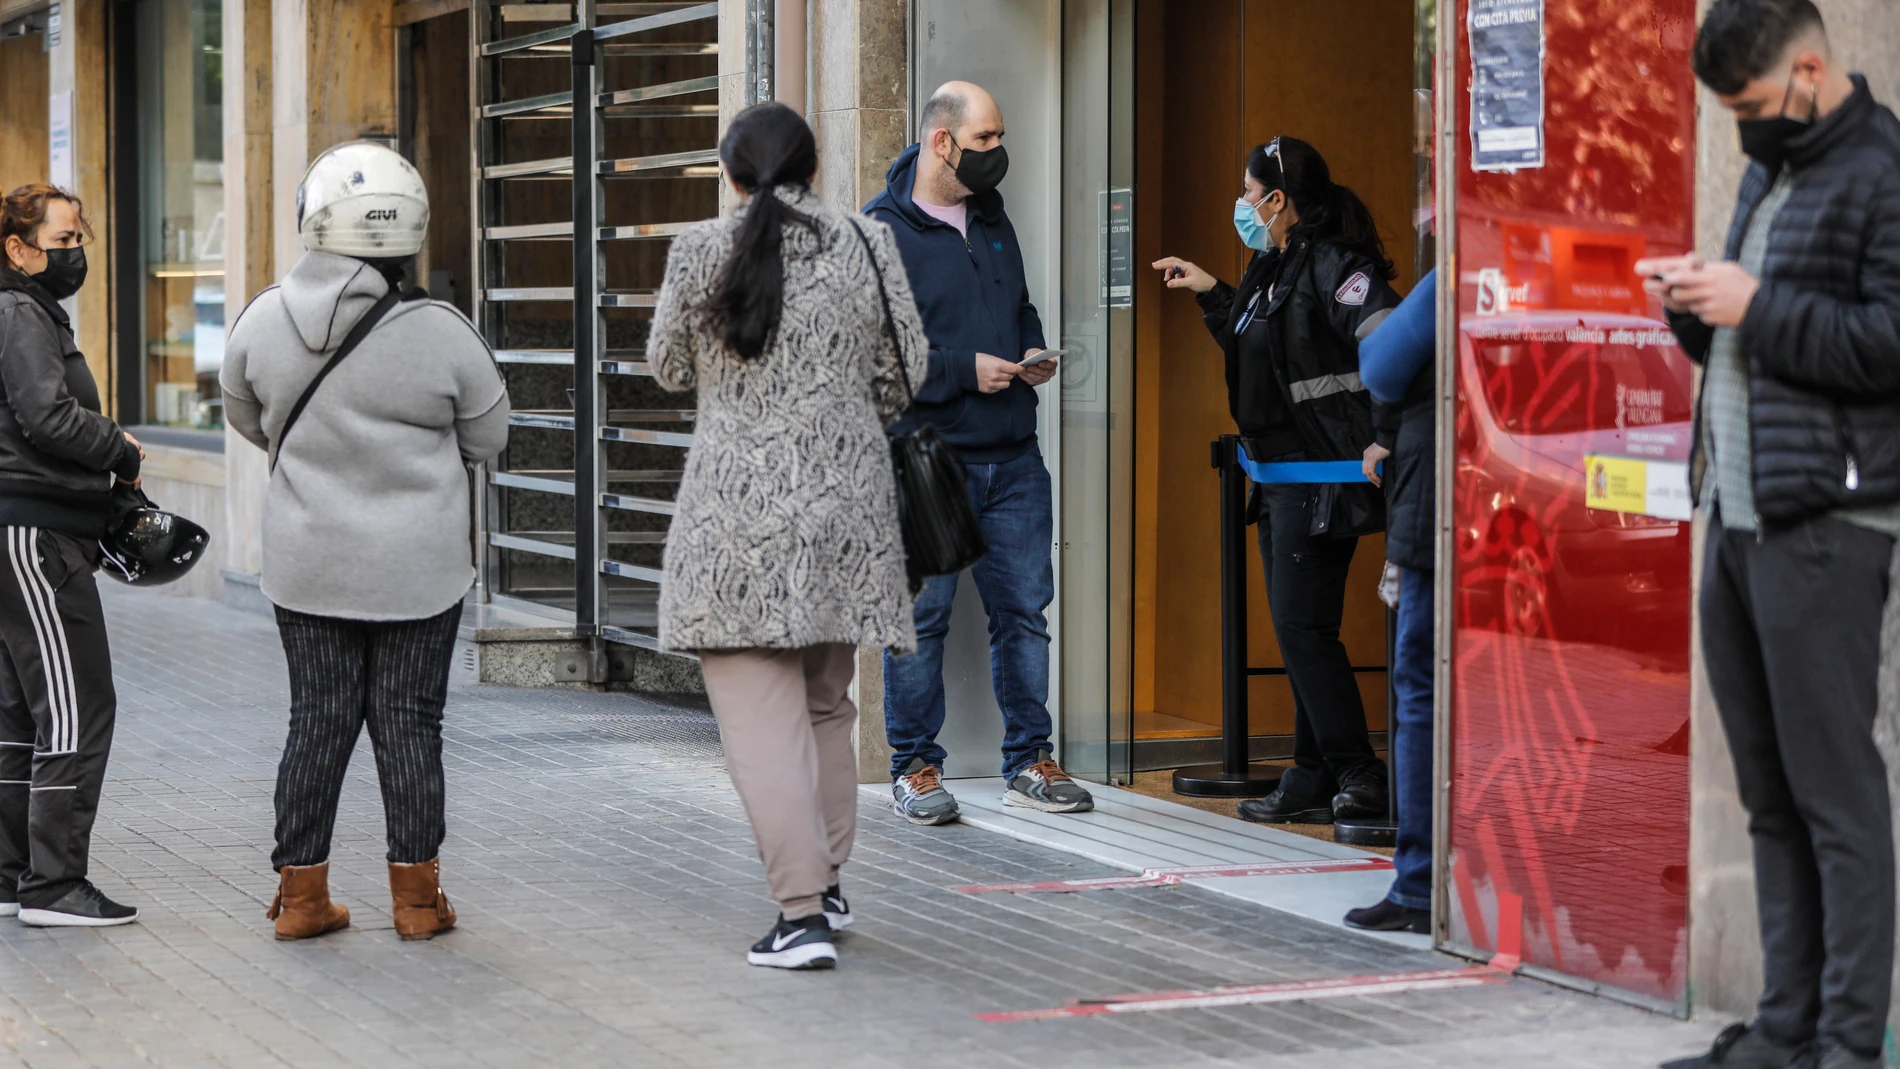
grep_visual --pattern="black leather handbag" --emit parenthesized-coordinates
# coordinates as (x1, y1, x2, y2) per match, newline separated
(848, 219, 988, 588)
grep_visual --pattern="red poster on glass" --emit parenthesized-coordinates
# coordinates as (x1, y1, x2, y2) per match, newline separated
(1447, 0, 1699, 1009)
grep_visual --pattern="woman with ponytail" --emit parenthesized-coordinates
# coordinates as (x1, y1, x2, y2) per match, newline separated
(1151, 136, 1401, 830)
(648, 101, 927, 969)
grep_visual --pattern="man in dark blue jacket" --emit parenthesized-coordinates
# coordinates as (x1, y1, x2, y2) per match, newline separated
(866, 81, 1092, 824)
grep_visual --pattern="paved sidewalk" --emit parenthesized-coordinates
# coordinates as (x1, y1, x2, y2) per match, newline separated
(0, 587, 1718, 1068)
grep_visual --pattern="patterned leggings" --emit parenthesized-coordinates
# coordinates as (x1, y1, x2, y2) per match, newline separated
(271, 604, 462, 869)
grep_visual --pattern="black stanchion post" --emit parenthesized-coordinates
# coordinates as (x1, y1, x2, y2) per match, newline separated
(1219, 434, 1249, 775)
(1173, 436, 1282, 798)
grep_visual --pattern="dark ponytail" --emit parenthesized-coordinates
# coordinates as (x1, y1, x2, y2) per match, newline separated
(700, 102, 819, 361)
(1248, 137, 1396, 281)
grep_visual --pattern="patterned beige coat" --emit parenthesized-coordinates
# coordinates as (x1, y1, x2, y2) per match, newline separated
(649, 188, 928, 653)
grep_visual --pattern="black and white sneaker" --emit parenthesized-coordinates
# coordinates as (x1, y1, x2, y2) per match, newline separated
(822, 885, 853, 931)
(19, 882, 139, 928)
(747, 914, 837, 970)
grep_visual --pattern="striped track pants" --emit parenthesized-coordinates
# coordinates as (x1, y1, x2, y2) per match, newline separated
(0, 527, 117, 907)
(271, 603, 462, 869)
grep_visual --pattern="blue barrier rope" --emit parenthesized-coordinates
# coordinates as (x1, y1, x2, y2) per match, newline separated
(1235, 446, 1377, 485)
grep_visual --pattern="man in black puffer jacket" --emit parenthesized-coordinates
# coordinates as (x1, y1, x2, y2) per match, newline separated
(1641, 3, 1900, 1068)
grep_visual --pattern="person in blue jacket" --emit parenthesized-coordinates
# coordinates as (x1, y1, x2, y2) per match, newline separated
(1344, 268, 1437, 933)
(864, 81, 1093, 825)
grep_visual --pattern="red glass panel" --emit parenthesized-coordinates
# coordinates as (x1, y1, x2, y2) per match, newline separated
(1448, 0, 1698, 1008)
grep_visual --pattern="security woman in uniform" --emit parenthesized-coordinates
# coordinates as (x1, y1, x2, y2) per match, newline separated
(1152, 136, 1399, 827)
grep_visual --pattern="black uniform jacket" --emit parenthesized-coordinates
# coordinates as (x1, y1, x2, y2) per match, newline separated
(1197, 237, 1400, 537)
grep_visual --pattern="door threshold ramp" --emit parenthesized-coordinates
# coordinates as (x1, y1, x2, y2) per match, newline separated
(867, 777, 1427, 946)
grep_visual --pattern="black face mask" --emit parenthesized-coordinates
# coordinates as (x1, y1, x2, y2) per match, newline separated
(31, 246, 87, 301)
(952, 139, 1009, 195)
(1737, 67, 1819, 170)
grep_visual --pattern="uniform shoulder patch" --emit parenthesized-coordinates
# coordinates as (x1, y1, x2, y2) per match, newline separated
(1335, 272, 1371, 307)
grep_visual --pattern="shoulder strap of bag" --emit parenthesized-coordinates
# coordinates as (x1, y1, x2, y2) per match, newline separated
(270, 287, 403, 473)
(846, 217, 917, 410)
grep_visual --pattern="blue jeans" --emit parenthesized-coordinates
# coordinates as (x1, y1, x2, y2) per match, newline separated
(885, 449, 1054, 780)
(1387, 566, 1435, 910)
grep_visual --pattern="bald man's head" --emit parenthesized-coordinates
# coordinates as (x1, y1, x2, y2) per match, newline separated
(914, 81, 1007, 204)
(919, 81, 1004, 149)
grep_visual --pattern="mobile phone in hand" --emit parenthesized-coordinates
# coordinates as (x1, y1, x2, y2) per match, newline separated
(1020, 348, 1064, 367)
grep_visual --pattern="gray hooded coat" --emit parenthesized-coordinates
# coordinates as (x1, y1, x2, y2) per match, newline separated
(221, 251, 509, 620)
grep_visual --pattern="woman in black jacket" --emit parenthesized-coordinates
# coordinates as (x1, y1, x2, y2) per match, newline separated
(0, 184, 143, 926)
(1152, 137, 1399, 826)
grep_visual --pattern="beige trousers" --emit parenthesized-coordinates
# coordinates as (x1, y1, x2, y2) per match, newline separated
(698, 644, 858, 919)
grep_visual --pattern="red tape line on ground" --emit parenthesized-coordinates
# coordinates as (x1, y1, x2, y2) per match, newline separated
(955, 856, 1393, 894)
(977, 964, 1511, 1022)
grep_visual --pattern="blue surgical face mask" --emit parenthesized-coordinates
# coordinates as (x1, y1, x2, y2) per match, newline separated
(1233, 194, 1280, 252)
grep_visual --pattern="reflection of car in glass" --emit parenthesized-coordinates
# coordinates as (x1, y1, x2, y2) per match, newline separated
(1455, 312, 1695, 669)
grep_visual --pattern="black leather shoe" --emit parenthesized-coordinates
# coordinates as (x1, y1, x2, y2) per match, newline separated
(1344, 899, 1428, 933)
(1660, 1024, 1808, 1069)
(1332, 766, 1389, 820)
(1237, 788, 1334, 824)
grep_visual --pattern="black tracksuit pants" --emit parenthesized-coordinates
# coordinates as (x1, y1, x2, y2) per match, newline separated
(1701, 515, 1895, 1058)
(0, 527, 116, 908)
(272, 604, 461, 870)
(1255, 483, 1382, 801)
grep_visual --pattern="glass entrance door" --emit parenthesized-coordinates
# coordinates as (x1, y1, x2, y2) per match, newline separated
(1439, 0, 1697, 1011)
(1056, 0, 1136, 784)
(907, 0, 1135, 784)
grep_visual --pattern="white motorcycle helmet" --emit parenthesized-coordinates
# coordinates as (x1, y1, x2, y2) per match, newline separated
(296, 141, 430, 258)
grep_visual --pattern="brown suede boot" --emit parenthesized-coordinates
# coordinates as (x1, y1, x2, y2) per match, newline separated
(388, 858, 456, 941)
(266, 863, 351, 941)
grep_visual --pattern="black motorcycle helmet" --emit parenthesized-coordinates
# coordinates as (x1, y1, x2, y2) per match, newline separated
(98, 488, 211, 587)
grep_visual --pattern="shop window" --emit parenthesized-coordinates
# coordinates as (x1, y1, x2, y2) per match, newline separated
(134, 0, 223, 429)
